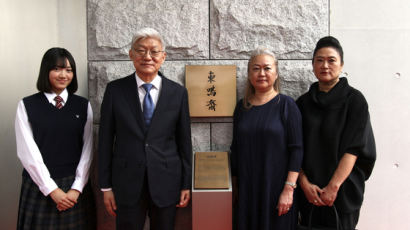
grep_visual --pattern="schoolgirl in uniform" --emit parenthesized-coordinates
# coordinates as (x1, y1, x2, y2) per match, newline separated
(15, 48, 95, 229)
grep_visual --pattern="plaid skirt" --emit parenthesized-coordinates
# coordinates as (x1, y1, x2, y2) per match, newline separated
(17, 174, 96, 230)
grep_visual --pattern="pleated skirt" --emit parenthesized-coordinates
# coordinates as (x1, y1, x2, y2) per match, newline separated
(17, 174, 96, 230)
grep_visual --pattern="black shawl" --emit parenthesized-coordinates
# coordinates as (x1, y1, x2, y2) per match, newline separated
(296, 77, 376, 212)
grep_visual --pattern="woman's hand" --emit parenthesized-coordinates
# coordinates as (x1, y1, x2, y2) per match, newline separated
(277, 185, 294, 216)
(67, 189, 80, 202)
(319, 153, 357, 206)
(49, 188, 75, 211)
(57, 189, 79, 210)
(320, 183, 339, 206)
(299, 174, 325, 206)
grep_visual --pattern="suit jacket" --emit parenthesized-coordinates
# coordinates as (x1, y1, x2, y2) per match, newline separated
(98, 72, 192, 208)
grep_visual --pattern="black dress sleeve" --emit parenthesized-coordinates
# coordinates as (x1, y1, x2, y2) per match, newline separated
(282, 96, 304, 172)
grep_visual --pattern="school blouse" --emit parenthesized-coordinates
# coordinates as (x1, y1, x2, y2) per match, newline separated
(15, 89, 93, 196)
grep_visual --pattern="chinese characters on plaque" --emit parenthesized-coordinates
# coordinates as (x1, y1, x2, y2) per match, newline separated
(185, 65, 236, 117)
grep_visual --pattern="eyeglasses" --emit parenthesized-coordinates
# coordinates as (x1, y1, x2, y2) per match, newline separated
(133, 48, 164, 58)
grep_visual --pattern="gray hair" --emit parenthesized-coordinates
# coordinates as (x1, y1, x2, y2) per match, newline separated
(247, 47, 277, 72)
(243, 47, 280, 109)
(131, 27, 166, 50)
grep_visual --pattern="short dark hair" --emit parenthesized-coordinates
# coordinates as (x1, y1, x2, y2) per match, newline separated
(312, 36, 344, 64)
(36, 47, 78, 94)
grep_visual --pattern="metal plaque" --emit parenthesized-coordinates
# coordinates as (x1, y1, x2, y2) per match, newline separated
(194, 152, 230, 189)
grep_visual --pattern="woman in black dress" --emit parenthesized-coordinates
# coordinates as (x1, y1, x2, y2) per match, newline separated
(297, 36, 376, 230)
(230, 47, 303, 230)
(15, 48, 95, 229)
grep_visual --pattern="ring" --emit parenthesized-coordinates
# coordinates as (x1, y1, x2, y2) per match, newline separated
(314, 200, 317, 203)
(287, 208, 290, 211)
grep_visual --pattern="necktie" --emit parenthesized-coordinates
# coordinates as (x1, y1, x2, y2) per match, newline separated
(54, 96, 64, 109)
(142, 84, 154, 127)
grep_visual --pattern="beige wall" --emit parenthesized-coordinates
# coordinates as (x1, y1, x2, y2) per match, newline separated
(331, 1, 410, 229)
(0, 0, 87, 228)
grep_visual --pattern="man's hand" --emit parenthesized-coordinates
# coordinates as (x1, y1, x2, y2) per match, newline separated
(176, 189, 190, 208)
(103, 190, 117, 216)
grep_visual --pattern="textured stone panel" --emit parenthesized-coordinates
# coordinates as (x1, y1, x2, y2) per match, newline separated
(211, 0, 328, 59)
(89, 60, 248, 122)
(279, 60, 317, 100)
(89, 59, 313, 121)
(191, 117, 233, 123)
(191, 123, 211, 152)
(161, 60, 249, 101)
(88, 0, 209, 60)
(211, 123, 233, 151)
(88, 61, 135, 122)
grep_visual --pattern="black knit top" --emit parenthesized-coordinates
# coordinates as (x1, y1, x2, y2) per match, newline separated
(296, 77, 376, 212)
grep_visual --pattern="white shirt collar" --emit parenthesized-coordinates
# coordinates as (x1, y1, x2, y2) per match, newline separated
(44, 89, 69, 105)
(135, 73, 161, 90)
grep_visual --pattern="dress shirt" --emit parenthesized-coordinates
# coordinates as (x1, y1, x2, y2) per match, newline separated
(45, 89, 68, 107)
(136, 73, 162, 110)
(15, 88, 93, 196)
(100, 73, 162, 192)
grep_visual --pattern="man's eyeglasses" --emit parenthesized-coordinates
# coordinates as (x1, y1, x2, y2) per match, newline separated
(133, 49, 164, 58)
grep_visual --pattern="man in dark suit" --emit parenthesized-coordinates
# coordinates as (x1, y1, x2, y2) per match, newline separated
(98, 28, 192, 230)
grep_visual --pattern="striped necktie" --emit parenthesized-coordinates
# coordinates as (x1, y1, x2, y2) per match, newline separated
(54, 96, 64, 109)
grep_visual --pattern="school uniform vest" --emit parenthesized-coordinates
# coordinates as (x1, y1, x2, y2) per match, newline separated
(23, 92, 88, 179)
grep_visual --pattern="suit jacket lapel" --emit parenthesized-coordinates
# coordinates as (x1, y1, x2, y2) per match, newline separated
(122, 73, 145, 131)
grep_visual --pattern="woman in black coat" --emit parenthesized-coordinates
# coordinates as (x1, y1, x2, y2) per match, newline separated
(297, 36, 376, 230)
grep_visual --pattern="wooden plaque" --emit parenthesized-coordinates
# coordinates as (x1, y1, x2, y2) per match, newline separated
(185, 65, 236, 117)
(194, 152, 230, 189)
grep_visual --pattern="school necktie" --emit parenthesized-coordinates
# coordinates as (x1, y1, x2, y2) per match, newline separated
(54, 96, 64, 109)
(142, 84, 154, 127)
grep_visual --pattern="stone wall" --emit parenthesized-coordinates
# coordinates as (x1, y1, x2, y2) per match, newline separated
(88, 0, 327, 229)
